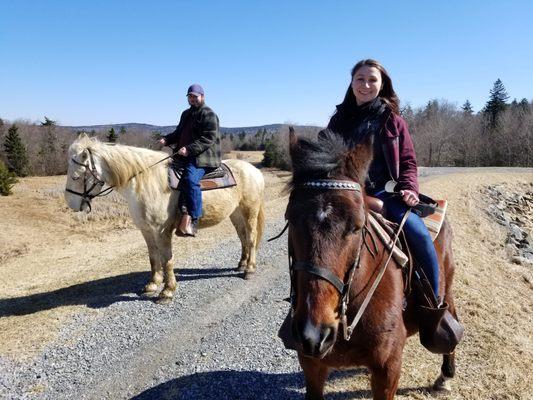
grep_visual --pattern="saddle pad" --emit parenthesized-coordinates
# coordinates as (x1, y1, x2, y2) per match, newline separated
(168, 162, 237, 191)
(200, 163, 237, 191)
(423, 200, 447, 241)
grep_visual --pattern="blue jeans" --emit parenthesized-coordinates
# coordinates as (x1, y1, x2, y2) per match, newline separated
(180, 161, 206, 220)
(376, 193, 440, 299)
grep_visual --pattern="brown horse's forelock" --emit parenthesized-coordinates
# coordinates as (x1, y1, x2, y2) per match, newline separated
(289, 130, 347, 189)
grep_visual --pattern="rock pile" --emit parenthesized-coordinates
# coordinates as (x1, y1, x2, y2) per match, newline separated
(484, 183, 533, 266)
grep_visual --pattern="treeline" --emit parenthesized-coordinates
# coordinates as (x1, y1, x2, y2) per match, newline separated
(263, 79, 533, 170)
(0, 79, 531, 195)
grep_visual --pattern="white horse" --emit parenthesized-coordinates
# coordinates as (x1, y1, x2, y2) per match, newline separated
(64, 133, 265, 303)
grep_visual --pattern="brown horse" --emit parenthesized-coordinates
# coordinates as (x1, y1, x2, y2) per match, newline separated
(284, 130, 460, 399)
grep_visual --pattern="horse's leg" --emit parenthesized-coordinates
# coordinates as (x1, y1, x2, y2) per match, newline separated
(241, 204, 260, 278)
(298, 354, 329, 400)
(230, 208, 249, 272)
(433, 220, 458, 392)
(156, 234, 177, 304)
(433, 298, 458, 392)
(140, 230, 164, 297)
(369, 356, 402, 400)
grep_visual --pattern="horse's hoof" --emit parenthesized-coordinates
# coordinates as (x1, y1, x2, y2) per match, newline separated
(243, 270, 256, 280)
(155, 296, 173, 305)
(140, 290, 159, 299)
(432, 374, 452, 392)
(236, 261, 247, 272)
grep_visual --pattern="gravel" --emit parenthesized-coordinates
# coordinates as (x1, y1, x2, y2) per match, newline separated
(1, 218, 309, 400)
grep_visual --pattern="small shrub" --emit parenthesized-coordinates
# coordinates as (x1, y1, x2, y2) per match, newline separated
(0, 159, 18, 195)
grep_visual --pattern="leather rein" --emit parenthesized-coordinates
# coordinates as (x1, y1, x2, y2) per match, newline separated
(278, 179, 410, 341)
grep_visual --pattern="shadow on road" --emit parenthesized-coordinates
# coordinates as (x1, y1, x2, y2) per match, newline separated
(130, 369, 428, 399)
(177, 267, 244, 282)
(0, 266, 243, 317)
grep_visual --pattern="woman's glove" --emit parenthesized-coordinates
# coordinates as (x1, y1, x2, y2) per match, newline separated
(399, 189, 419, 207)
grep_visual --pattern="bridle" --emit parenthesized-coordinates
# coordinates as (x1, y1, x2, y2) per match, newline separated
(65, 149, 113, 211)
(285, 179, 408, 341)
(65, 146, 176, 212)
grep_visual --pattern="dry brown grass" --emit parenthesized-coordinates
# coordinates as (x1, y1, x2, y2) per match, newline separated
(0, 168, 532, 399)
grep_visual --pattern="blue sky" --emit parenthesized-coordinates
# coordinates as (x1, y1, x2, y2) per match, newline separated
(1, 1, 532, 127)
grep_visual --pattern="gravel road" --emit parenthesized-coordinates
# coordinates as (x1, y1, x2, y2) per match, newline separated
(1, 218, 310, 400)
(2, 167, 532, 400)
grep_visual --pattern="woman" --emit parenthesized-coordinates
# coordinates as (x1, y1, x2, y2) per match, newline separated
(326, 59, 440, 300)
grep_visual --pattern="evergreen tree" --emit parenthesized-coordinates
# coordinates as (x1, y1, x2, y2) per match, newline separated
(518, 98, 530, 114)
(0, 159, 18, 196)
(119, 126, 126, 135)
(3, 124, 30, 176)
(461, 100, 474, 115)
(39, 118, 59, 175)
(483, 79, 509, 130)
(107, 127, 117, 143)
(41, 116, 57, 126)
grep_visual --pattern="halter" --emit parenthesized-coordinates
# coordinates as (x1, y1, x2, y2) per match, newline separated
(287, 178, 408, 341)
(65, 149, 113, 211)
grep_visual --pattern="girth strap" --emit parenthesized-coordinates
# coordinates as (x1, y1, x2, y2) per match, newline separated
(292, 260, 345, 294)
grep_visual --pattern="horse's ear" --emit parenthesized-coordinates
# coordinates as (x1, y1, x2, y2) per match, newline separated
(344, 133, 374, 183)
(289, 126, 298, 148)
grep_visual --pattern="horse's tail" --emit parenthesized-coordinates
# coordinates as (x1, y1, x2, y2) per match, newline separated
(256, 199, 265, 250)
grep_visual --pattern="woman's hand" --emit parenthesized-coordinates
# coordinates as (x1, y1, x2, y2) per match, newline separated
(400, 189, 419, 207)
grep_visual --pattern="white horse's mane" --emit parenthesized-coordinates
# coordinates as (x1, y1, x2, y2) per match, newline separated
(71, 135, 171, 195)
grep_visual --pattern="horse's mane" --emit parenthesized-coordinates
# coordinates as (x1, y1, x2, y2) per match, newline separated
(70, 135, 170, 195)
(289, 129, 372, 191)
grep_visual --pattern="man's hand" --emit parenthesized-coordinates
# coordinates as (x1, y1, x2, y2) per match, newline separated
(399, 189, 419, 207)
(159, 138, 166, 145)
(177, 147, 189, 157)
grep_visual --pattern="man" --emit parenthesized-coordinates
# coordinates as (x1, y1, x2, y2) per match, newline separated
(159, 84, 221, 236)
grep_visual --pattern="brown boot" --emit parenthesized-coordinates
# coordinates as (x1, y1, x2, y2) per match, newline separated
(176, 215, 198, 237)
(418, 303, 464, 354)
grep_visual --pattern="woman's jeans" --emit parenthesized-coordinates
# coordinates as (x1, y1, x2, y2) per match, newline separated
(376, 193, 440, 299)
(180, 161, 206, 220)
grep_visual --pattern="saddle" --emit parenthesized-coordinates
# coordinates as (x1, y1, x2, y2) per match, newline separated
(365, 193, 447, 241)
(168, 161, 237, 191)
(366, 195, 464, 354)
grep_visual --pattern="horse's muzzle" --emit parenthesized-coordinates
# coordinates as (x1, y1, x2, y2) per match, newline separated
(293, 319, 338, 359)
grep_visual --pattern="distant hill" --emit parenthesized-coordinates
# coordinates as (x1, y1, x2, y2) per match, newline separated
(63, 123, 320, 135)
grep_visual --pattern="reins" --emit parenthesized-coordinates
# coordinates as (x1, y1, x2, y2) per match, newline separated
(341, 208, 410, 340)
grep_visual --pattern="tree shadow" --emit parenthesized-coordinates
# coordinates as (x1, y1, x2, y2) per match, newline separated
(130, 369, 428, 399)
(177, 267, 244, 282)
(0, 266, 243, 317)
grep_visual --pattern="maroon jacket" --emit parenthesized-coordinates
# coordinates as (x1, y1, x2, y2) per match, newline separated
(327, 107, 419, 195)
(380, 110, 419, 194)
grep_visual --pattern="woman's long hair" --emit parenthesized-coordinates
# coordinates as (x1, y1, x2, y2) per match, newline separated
(337, 59, 400, 115)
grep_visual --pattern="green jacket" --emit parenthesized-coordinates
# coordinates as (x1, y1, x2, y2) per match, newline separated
(165, 103, 221, 168)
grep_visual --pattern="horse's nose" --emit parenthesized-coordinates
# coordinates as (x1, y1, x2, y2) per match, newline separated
(298, 321, 337, 357)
